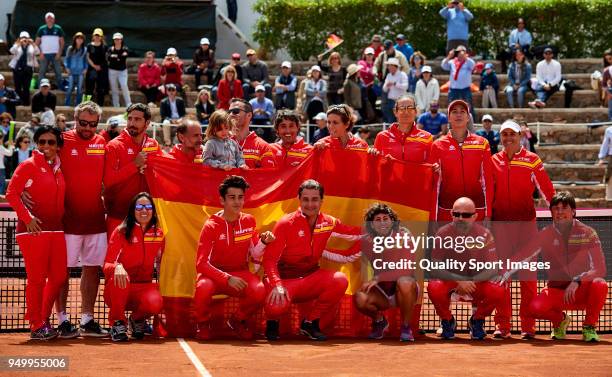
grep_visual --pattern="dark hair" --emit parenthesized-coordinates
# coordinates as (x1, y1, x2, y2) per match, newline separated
(120, 192, 158, 242)
(176, 118, 200, 136)
(33, 125, 63, 147)
(327, 104, 357, 132)
(604, 49, 612, 68)
(126, 103, 152, 121)
(298, 179, 324, 199)
(273, 109, 300, 130)
(364, 203, 400, 236)
(549, 191, 576, 211)
(16, 134, 30, 148)
(205, 110, 231, 139)
(230, 98, 253, 114)
(145, 50, 155, 58)
(0, 112, 12, 122)
(219, 175, 250, 198)
(69, 33, 85, 54)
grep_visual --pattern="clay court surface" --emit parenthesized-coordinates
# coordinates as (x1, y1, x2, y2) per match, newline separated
(0, 333, 610, 377)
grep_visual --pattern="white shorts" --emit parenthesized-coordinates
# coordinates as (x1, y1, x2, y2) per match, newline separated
(65, 233, 108, 268)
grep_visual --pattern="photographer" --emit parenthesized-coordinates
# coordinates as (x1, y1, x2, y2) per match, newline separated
(10, 31, 40, 107)
(439, 1, 473, 53)
(161, 47, 184, 94)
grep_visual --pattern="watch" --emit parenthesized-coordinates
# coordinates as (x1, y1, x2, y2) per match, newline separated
(276, 285, 285, 295)
(572, 276, 581, 285)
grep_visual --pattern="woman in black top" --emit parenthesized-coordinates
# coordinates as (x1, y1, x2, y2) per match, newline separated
(85, 28, 109, 106)
(107, 32, 131, 107)
(317, 51, 346, 105)
(195, 89, 215, 125)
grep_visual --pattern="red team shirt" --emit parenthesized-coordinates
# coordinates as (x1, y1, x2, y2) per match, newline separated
(492, 147, 555, 221)
(103, 130, 161, 219)
(60, 130, 107, 234)
(169, 144, 204, 164)
(374, 123, 433, 163)
(196, 212, 264, 286)
(270, 137, 313, 167)
(6, 150, 66, 233)
(318, 135, 368, 151)
(234, 131, 276, 168)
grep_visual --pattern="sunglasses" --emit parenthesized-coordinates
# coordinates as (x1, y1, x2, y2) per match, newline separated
(37, 139, 57, 146)
(77, 119, 98, 128)
(452, 211, 475, 219)
(135, 204, 153, 211)
(228, 107, 247, 115)
(167, 88, 176, 92)
(22, 140, 31, 144)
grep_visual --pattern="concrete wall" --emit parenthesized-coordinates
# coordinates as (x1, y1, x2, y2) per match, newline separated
(0, 0, 17, 42)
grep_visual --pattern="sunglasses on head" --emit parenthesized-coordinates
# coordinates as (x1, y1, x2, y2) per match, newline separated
(77, 119, 98, 128)
(135, 204, 153, 211)
(37, 139, 57, 146)
(452, 211, 475, 219)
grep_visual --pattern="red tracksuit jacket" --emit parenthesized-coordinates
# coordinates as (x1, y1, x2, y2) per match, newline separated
(168, 144, 203, 164)
(263, 210, 362, 286)
(492, 147, 555, 221)
(429, 131, 494, 217)
(318, 135, 369, 151)
(104, 130, 160, 219)
(270, 137, 313, 167)
(196, 212, 265, 286)
(374, 123, 433, 163)
(103, 225, 165, 283)
(6, 150, 65, 233)
(234, 131, 276, 169)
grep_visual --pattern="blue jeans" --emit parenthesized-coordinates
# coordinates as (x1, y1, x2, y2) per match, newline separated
(535, 84, 559, 103)
(0, 168, 5, 195)
(504, 85, 529, 108)
(382, 94, 396, 124)
(65, 73, 84, 106)
(448, 87, 475, 117)
(39, 53, 63, 88)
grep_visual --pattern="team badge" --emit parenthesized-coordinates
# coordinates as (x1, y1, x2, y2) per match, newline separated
(298, 230, 305, 237)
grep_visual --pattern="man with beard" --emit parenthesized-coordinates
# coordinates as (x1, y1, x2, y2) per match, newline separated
(168, 118, 204, 164)
(228, 98, 276, 168)
(417, 101, 448, 140)
(269, 109, 313, 168)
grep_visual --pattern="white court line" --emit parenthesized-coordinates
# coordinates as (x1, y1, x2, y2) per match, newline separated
(177, 337, 212, 377)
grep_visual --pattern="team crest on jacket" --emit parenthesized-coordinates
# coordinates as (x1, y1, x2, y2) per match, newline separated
(127, 148, 134, 155)
(71, 149, 78, 156)
(219, 233, 226, 240)
(298, 230, 305, 237)
(449, 146, 455, 151)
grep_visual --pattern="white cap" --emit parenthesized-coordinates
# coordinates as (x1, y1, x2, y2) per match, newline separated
(255, 84, 265, 92)
(45, 12, 55, 19)
(19, 31, 30, 39)
(112, 32, 123, 40)
(422, 65, 432, 73)
(313, 112, 327, 121)
(364, 47, 375, 55)
(200, 37, 210, 45)
(166, 47, 177, 55)
(482, 114, 493, 122)
(385, 57, 400, 66)
(281, 61, 291, 69)
(500, 120, 521, 133)
(0, 74, 5, 81)
(311, 65, 321, 72)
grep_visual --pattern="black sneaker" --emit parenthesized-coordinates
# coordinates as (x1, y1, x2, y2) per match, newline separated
(441, 316, 456, 340)
(143, 319, 154, 336)
(300, 319, 327, 341)
(57, 320, 80, 339)
(110, 320, 129, 342)
(30, 323, 59, 341)
(368, 316, 389, 340)
(80, 319, 109, 338)
(129, 316, 145, 340)
(469, 316, 487, 340)
(265, 320, 280, 341)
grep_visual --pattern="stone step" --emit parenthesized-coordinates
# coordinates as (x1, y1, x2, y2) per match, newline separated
(537, 144, 601, 162)
(574, 198, 612, 208)
(536, 125, 607, 145)
(554, 184, 606, 199)
(544, 163, 604, 182)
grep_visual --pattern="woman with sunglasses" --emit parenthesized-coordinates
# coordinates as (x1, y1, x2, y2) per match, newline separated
(6, 126, 67, 340)
(314, 104, 368, 151)
(103, 192, 164, 342)
(6, 135, 32, 178)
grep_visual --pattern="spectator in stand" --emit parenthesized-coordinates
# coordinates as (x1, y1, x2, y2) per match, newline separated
(480, 63, 499, 108)
(304, 65, 328, 122)
(63, 32, 87, 106)
(417, 101, 448, 139)
(138, 51, 162, 106)
(407, 51, 426, 94)
(476, 114, 500, 154)
(318, 52, 347, 106)
(106, 33, 131, 108)
(295, 68, 311, 122)
(100, 118, 120, 143)
(16, 115, 40, 141)
(415, 66, 440, 114)
(373, 40, 410, 82)
(31, 79, 56, 114)
(217, 65, 243, 110)
(273, 61, 297, 110)
(242, 49, 271, 99)
(311, 112, 328, 143)
(161, 47, 184, 93)
(55, 113, 68, 132)
(160, 84, 186, 147)
(10, 31, 39, 106)
(35, 12, 65, 89)
(6, 134, 31, 179)
(439, 1, 473, 52)
(382, 58, 408, 123)
(394, 34, 414, 61)
(598, 125, 612, 200)
(519, 120, 537, 153)
(358, 47, 377, 121)
(343, 64, 363, 122)
(0, 113, 11, 136)
(0, 74, 21, 120)
(529, 47, 562, 109)
(597, 50, 611, 109)
(499, 18, 533, 73)
(212, 52, 244, 86)
(504, 49, 532, 108)
(249, 85, 275, 125)
(195, 89, 215, 125)
(192, 38, 215, 89)
(85, 28, 109, 106)
(369, 35, 384, 59)
(441, 45, 475, 115)
(0, 129, 14, 194)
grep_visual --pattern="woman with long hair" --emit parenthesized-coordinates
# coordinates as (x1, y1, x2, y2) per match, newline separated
(217, 65, 243, 110)
(85, 28, 109, 106)
(64, 32, 87, 106)
(303, 65, 327, 122)
(504, 49, 532, 108)
(103, 192, 165, 342)
(407, 51, 426, 94)
(318, 51, 346, 105)
(195, 88, 215, 125)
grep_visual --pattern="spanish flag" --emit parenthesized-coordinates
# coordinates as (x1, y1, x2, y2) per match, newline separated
(146, 148, 433, 335)
(325, 34, 344, 50)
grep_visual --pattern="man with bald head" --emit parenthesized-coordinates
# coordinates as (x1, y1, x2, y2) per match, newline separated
(427, 197, 504, 340)
(168, 118, 204, 164)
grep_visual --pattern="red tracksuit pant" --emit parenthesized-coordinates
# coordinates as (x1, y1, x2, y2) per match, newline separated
(17, 232, 68, 331)
(265, 268, 348, 330)
(193, 270, 265, 323)
(104, 279, 163, 324)
(106, 217, 123, 241)
(427, 280, 505, 321)
(529, 281, 608, 327)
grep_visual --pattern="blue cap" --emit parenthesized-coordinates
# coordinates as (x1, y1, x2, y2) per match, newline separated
(485, 63, 494, 70)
